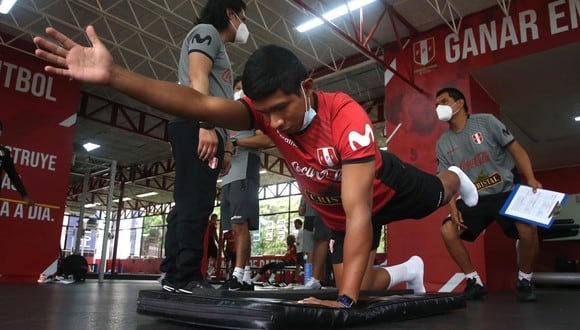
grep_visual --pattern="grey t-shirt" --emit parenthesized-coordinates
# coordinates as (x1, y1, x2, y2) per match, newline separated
(175, 24, 232, 140)
(221, 129, 262, 185)
(436, 113, 516, 196)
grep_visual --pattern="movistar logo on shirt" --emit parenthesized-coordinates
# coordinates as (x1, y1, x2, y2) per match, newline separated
(192, 33, 212, 46)
(348, 124, 374, 151)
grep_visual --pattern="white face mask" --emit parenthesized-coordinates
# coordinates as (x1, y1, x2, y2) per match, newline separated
(231, 13, 250, 44)
(233, 89, 245, 100)
(436, 103, 459, 122)
(300, 84, 317, 131)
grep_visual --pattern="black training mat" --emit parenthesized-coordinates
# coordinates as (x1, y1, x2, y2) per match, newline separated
(137, 289, 465, 329)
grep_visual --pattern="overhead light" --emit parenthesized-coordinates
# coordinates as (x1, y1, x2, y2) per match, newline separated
(259, 169, 268, 174)
(136, 192, 158, 198)
(83, 142, 101, 152)
(112, 197, 132, 203)
(575, 116, 580, 122)
(84, 203, 101, 208)
(296, 0, 377, 32)
(0, 0, 18, 14)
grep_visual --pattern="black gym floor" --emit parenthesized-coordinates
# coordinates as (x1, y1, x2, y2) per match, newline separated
(0, 280, 578, 329)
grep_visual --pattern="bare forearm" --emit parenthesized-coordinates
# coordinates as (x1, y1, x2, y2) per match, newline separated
(509, 142, 536, 182)
(109, 65, 250, 130)
(341, 208, 372, 301)
(237, 135, 273, 149)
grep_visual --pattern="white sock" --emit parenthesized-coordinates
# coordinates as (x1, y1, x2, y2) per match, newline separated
(448, 166, 478, 207)
(268, 273, 276, 283)
(384, 256, 425, 293)
(518, 271, 533, 281)
(233, 267, 244, 283)
(251, 273, 261, 283)
(465, 271, 484, 286)
(243, 265, 252, 283)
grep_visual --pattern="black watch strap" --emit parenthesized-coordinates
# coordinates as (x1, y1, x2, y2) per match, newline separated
(336, 294, 355, 308)
(199, 121, 215, 129)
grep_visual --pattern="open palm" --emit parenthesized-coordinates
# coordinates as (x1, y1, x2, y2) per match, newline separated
(34, 25, 112, 85)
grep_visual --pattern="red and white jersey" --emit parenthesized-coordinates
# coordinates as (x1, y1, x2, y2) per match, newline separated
(242, 91, 396, 231)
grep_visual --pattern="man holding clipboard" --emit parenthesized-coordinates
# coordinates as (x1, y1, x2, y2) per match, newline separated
(435, 87, 542, 302)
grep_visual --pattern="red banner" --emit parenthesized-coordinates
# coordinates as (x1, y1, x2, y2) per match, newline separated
(0, 45, 80, 282)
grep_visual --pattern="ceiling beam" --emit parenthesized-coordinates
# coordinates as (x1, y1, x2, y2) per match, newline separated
(290, 0, 424, 94)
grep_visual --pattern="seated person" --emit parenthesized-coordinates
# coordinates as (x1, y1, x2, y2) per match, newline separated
(252, 235, 297, 284)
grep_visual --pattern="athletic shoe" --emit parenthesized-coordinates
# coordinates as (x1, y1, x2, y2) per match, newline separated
(241, 281, 255, 291)
(220, 278, 243, 291)
(463, 278, 488, 300)
(177, 279, 213, 294)
(516, 278, 537, 302)
(295, 278, 322, 290)
(161, 278, 178, 292)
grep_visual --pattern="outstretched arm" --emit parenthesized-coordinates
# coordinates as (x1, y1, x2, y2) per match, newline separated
(33, 26, 251, 131)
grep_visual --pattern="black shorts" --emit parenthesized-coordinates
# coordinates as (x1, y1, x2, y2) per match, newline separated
(372, 152, 445, 227)
(443, 191, 519, 242)
(314, 216, 332, 241)
(220, 178, 260, 231)
(330, 152, 445, 264)
(329, 227, 383, 264)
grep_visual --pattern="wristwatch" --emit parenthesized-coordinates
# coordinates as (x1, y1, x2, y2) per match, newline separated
(199, 121, 215, 129)
(230, 136, 238, 147)
(336, 294, 356, 308)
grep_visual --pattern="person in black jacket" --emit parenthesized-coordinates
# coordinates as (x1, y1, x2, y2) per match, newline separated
(0, 120, 33, 205)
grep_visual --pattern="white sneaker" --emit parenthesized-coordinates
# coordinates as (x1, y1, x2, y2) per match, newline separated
(296, 278, 322, 290)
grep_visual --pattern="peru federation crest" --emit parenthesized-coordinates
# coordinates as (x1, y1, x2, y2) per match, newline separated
(317, 147, 339, 167)
(472, 132, 484, 145)
(413, 37, 435, 66)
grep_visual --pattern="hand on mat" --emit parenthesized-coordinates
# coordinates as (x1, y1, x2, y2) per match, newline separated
(297, 297, 345, 308)
(34, 26, 113, 85)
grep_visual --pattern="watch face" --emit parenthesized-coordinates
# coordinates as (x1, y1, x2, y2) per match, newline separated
(337, 295, 354, 308)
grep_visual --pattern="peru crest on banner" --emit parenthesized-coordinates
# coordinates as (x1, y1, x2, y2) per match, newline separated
(0, 44, 80, 282)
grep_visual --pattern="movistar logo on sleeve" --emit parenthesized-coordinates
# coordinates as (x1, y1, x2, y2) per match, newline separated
(348, 124, 374, 151)
(192, 33, 212, 46)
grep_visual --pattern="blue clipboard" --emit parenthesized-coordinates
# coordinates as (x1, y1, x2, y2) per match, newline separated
(499, 184, 568, 229)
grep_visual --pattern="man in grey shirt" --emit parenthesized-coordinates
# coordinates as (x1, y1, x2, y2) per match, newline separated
(220, 76, 272, 290)
(435, 87, 542, 302)
(160, 0, 248, 294)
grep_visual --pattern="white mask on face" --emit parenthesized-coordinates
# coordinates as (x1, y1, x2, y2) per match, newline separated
(300, 84, 317, 131)
(231, 13, 250, 44)
(233, 89, 245, 100)
(436, 103, 459, 122)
